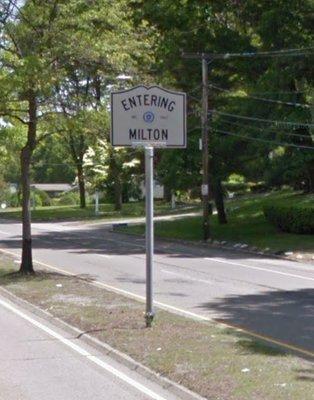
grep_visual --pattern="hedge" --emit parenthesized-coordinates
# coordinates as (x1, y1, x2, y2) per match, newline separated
(263, 203, 314, 234)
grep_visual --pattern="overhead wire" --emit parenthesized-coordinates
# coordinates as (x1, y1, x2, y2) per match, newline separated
(213, 128, 314, 150)
(211, 110, 314, 128)
(209, 83, 309, 109)
(216, 118, 312, 139)
(213, 46, 314, 59)
(246, 90, 304, 96)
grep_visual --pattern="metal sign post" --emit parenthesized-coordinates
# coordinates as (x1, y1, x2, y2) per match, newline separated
(201, 56, 210, 240)
(111, 85, 186, 327)
(145, 146, 154, 327)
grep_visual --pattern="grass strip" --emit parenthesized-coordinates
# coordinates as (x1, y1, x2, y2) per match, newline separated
(0, 255, 313, 400)
(117, 192, 314, 253)
(0, 202, 199, 222)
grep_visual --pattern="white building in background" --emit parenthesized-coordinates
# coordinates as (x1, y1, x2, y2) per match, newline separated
(30, 183, 76, 197)
(139, 180, 164, 200)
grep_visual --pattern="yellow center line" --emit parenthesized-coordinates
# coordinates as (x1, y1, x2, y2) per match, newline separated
(1, 247, 313, 359)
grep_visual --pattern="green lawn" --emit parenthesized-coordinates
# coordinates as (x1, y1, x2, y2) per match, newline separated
(118, 191, 314, 253)
(0, 201, 199, 222)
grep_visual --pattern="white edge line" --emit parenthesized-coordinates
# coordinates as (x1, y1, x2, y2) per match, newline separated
(205, 257, 314, 282)
(94, 254, 113, 259)
(0, 248, 210, 322)
(0, 297, 168, 400)
(1, 248, 312, 322)
(1, 248, 314, 358)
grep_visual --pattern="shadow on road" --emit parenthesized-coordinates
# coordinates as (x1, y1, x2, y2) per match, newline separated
(198, 288, 314, 359)
(0, 222, 301, 262)
(1, 221, 314, 361)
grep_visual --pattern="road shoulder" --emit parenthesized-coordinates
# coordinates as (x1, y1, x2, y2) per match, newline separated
(0, 254, 313, 400)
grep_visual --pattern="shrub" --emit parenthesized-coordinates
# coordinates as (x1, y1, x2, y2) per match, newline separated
(223, 182, 249, 193)
(7, 192, 20, 207)
(32, 188, 52, 207)
(263, 203, 314, 234)
(56, 191, 80, 206)
(0, 185, 21, 207)
(227, 173, 246, 184)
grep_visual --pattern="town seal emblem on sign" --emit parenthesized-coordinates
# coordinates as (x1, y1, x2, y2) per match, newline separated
(111, 85, 186, 148)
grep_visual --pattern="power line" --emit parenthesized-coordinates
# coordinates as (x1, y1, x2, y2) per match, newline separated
(217, 46, 314, 59)
(216, 118, 312, 139)
(183, 47, 314, 61)
(187, 93, 200, 102)
(209, 83, 309, 109)
(213, 128, 314, 150)
(187, 84, 202, 94)
(247, 90, 304, 96)
(211, 110, 314, 128)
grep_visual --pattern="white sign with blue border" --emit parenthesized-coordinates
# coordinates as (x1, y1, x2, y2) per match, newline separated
(111, 85, 186, 148)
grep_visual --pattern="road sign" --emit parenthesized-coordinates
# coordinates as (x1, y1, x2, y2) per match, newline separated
(111, 85, 186, 148)
(110, 85, 186, 328)
(201, 184, 209, 196)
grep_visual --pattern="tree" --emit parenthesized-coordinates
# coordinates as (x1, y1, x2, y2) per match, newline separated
(0, 0, 153, 273)
(0, 0, 67, 273)
(53, 69, 107, 209)
(84, 137, 141, 210)
(31, 134, 76, 184)
(134, 0, 314, 212)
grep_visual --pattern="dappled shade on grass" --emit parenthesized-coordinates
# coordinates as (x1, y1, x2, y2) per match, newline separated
(119, 191, 314, 253)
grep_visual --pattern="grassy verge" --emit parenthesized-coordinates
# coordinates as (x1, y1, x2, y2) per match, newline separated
(0, 201, 199, 222)
(117, 192, 314, 254)
(0, 255, 313, 400)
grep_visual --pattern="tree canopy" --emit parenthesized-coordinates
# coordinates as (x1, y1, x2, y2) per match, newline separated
(0, 0, 313, 273)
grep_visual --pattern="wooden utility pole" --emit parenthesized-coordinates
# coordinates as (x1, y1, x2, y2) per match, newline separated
(182, 52, 212, 240)
(201, 55, 210, 240)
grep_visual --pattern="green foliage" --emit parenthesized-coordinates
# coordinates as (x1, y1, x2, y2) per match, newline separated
(32, 189, 52, 207)
(32, 135, 76, 184)
(223, 182, 248, 194)
(135, 0, 314, 195)
(84, 138, 142, 201)
(227, 174, 246, 184)
(7, 192, 20, 208)
(120, 191, 314, 252)
(263, 201, 314, 234)
(0, 126, 25, 183)
(0, 180, 19, 207)
(55, 191, 80, 206)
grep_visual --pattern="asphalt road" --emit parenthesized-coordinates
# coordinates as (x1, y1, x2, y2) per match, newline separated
(0, 219, 314, 355)
(0, 294, 180, 400)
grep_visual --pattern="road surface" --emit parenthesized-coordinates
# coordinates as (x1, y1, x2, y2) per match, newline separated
(0, 218, 313, 355)
(0, 294, 181, 400)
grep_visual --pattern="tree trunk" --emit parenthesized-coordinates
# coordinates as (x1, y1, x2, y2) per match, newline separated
(77, 163, 86, 208)
(164, 184, 172, 202)
(214, 179, 227, 225)
(114, 179, 122, 211)
(20, 92, 37, 274)
(307, 161, 314, 193)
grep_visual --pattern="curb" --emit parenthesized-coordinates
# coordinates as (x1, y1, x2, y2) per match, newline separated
(0, 286, 208, 400)
(111, 228, 314, 265)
